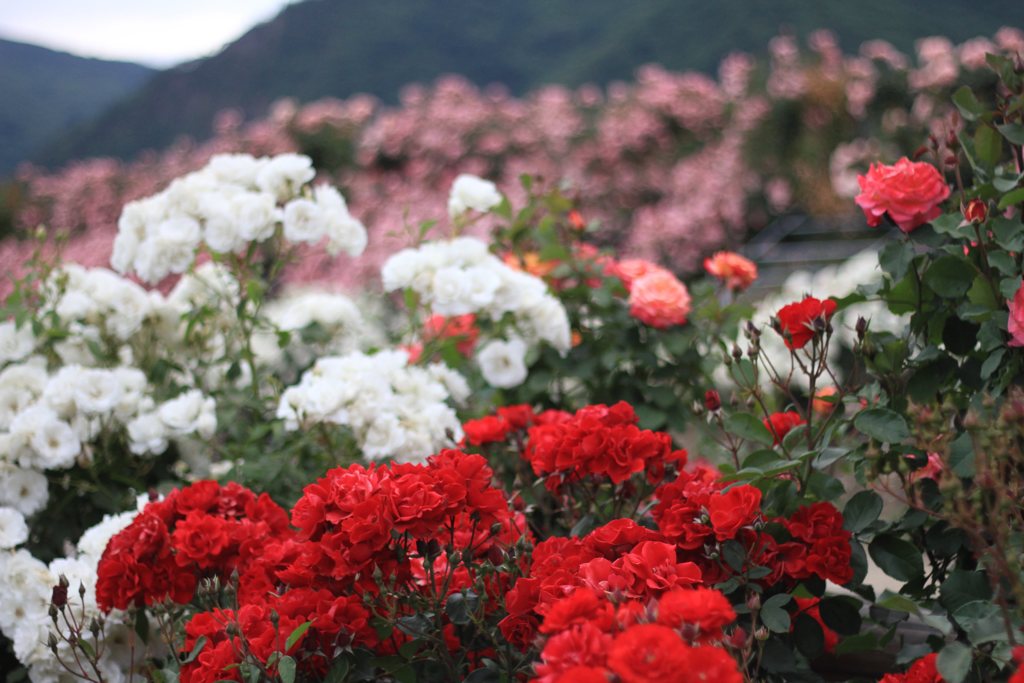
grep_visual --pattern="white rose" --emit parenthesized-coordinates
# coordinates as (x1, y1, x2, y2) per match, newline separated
(0, 506, 28, 549)
(0, 323, 35, 365)
(0, 465, 49, 516)
(447, 174, 502, 217)
(256, 153, 315, 201)
(477, 338, 529, 388)
(127, 413, 168, 455)
(283, 197, 327, 244)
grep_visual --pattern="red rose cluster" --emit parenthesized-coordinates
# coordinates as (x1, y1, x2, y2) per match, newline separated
(98, 452, 525, 683)
(500, 519, 705, 649)
(652, 466, 853, 587)
(96, 481, 291, 611)
(462, 403, 558, 446)
(531, 587, 742, 683)
(523, 401, 688, 491)
(775, 296, 837, 350)
(879, 653, 944, 682)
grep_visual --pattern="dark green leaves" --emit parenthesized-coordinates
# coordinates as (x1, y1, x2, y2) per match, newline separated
(869, 534, 924, 582)
(724, 412, 775, 447)
(761, 593, 793, 633)
(843, 491, 883, 533)
(854, 408, 910, 443)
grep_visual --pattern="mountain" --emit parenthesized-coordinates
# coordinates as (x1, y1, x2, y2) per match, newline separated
(0, 38, 154, 173)
(34, 0, 1024, 167)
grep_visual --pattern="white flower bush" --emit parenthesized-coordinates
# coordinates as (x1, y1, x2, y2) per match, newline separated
(0, 499, 149, 683)
(276, 349, 468, 461)
(112, 153, 366, 284)
(381, 232, 572, 388)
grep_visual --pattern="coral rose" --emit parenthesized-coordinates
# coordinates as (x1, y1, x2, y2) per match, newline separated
(775, 296, 837, 349)
(704, 251, 758, 290)
(607, 624, 691, 683)
(855, 157, 950, 233)
(628, 270, 692, 328)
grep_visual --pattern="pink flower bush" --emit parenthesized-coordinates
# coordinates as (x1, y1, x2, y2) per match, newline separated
(1010, 280, 1024, 348)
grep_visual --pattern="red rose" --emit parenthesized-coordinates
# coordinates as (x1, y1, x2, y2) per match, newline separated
(763, 411, 806, 445)
(656, 588, 737, 638)
(707, 485, 762, 541)
(686, 645, 744, 683)
(775, 297, 837, 349)
(606, 624, 691, 683)
(463, 415, 512, 445)
(855, 157, 950, 232)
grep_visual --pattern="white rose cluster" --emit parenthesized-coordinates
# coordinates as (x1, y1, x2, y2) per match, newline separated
(112, 153, 367, 283)
(381, 236, 572, 387)
(447, 173, 503, 218)
(254, 289, 380, 373)
(0, 500, 150, 682)
(276, 350, 469, 461)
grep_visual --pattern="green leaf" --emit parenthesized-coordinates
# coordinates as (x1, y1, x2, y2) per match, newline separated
(278, 656, 296, 683)
(323, 658, 350, 683)
(854, 408, 910, 443)
(724, 412, 775, 447)
(981, 348, 1006, 379)
(940, 571, 992, 613)
(877, 591, 919, 614)
(819, 597, 863, 636)
(936, 642, 972, 683)
(879, 240, 915, 281)
(998, 186, 1024, 210)
(975, 124, 1003, 170)
(997, 123, 1024, 145)
(952, 86, 985, 121)
(793, 612, 825, 658)
(843, 491, 883, 533)
(923, 256, 976, 298)
(948, 433, 974, 478)
(869, 534, 925, 582)
(181, 636, 207, 665)
(991, 217, 1024, 251)
(813, 447, 848, 469)
(721, 539, 747, 572)
(284, 621, 312, 652)
(760, 593, 792, 633)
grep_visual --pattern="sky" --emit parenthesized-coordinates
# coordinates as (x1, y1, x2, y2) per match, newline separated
(0, 0, 294, 67)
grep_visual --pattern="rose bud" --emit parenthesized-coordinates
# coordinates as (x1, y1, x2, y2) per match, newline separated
(705, 390, 722, 412)
(964, 198, 987, 224)
(51, 584, 68, 609)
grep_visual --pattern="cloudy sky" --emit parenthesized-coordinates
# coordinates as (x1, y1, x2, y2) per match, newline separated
(0, 0, 293, 67)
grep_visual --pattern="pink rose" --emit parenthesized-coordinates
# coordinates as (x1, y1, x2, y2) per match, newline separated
(855, 157, 950, 232)
(704, 251, 758, 291)
(628, 270, 691, 328)
(1009, 279, 1024, 348)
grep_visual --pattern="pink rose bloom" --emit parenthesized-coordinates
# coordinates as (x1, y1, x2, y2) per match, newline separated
(1010, 280, 1024, 348)
(855, 157, 950, 232)
(704, 251, 758, 290)
(628, 270, 691, 328)
(613, 258, 668, 289)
